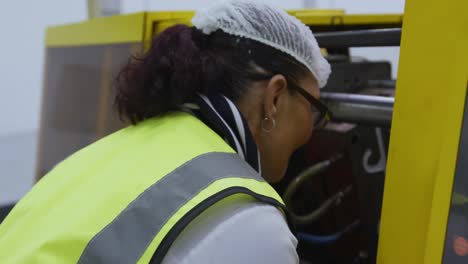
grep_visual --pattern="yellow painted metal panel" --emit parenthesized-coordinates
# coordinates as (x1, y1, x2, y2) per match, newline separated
(147, 10, 402, 29)
(143, 11, 401, 51)
(148, 11, 195, 20)
(424, 29, 468, 264)
(377, 0, 468, 263)
(287, 9, 345, 18)
(146, 10, 345, 28)
(288, 9, 344, 14)
(46, 13, 145, 47)
(143, 12, 194, 51)
(45, 10, 402, 48)
(297, 14, 402, 26)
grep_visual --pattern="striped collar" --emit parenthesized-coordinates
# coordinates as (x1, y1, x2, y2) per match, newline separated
(183, 94, 261, 174)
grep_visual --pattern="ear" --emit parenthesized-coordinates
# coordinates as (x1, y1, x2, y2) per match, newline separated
(263, 74, 288, 118)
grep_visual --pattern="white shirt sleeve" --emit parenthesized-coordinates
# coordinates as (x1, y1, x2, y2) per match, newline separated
(162, 194, 299, 264)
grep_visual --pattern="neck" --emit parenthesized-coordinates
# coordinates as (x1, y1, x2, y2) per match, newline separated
(237, 102, 262, 149)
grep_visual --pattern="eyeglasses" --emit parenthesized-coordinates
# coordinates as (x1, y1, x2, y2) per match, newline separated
(288, 82, 332, 129)
(247, 73, 332, 129)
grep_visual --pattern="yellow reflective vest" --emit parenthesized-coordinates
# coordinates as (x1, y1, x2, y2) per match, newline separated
(0, 112, 287, 263)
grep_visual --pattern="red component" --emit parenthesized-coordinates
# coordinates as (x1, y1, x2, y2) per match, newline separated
(453, 236, 468, 257)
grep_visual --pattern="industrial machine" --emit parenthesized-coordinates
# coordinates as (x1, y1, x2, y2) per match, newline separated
(17, 2, 468, 263)
(276, 25, 396, 263)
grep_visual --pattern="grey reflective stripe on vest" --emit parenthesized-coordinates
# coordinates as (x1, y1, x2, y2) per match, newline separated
(78, 152, 265, 264)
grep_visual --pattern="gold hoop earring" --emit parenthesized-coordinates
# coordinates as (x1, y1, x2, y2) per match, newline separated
(262, 117, 276, 133)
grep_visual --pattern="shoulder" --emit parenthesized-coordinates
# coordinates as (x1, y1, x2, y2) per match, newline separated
(162, 194, 299, 264)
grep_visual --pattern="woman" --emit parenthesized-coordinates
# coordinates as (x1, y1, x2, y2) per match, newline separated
(0, 1, 331, 263)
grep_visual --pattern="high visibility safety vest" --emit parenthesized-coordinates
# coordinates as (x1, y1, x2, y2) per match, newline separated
(0, 112, 288, 263)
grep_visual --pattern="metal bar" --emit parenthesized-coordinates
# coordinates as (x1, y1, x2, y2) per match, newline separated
(321, 92, 394, 107)
(321, 93, 394, 126)
(328, 102, 393, 127)
(367, 79, 396, 88)
(315, 28, 401, 48)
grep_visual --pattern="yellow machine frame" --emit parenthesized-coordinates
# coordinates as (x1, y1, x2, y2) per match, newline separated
(45, 10, 403, 48)
(43, 5, 468, 263)
(377, 0, 468, 263)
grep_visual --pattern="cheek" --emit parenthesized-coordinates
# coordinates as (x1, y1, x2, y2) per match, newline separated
(276, 99, 313, 149)
(293, 105, 314, 146)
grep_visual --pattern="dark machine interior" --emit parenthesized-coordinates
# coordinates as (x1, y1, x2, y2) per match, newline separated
(272, 26, 398, 264)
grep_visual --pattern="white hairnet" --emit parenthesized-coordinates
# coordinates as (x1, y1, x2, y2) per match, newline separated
(192, 0, 331, 88)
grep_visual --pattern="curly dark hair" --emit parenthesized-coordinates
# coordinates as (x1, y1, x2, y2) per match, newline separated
(114, 24, 310, 124)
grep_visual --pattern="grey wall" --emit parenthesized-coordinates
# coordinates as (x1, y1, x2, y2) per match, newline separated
(0, 132, 37, 204)
(0, 0, 87, 206)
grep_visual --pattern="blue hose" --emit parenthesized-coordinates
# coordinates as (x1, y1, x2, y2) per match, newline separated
(297, 232, 342, 244)
(297, 220, 360, 245)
